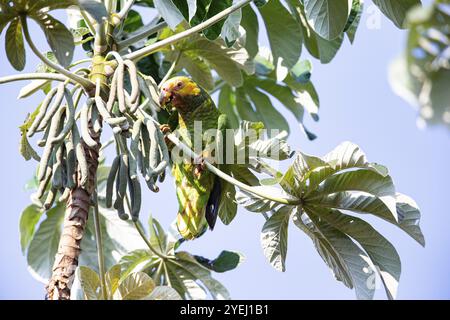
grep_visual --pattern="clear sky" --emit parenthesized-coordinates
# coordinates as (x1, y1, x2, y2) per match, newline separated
(0, 4, 449, 300)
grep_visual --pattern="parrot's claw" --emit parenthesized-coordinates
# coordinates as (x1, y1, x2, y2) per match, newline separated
(159, 124, 173, 147)
(194, 156, 207, 178)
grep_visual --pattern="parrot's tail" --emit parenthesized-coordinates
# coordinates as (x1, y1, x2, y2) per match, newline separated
(176, 207, 208, 240)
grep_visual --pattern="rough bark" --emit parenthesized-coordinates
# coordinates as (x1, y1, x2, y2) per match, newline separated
(46, 126, 101, 300)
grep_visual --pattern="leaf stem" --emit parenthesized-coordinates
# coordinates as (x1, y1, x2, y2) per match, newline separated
(159, 50, 181, 87)
(123, 0, 252, 62)
(92, 190, 108, 300)
(117, 21, 168, 50)
(133, 221, 169, 260)
(20, 16, 94, 90)
(0, 73, 71, 85)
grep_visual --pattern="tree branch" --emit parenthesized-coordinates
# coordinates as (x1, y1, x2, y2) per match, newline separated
(0, 73, 70, 85)
(20, 16, 94, 90)
(123, 0, 253, 62)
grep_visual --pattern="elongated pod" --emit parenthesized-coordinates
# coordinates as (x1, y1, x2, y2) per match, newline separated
(129, 119, 143, 179)
(28, 86, 59, 137)
(44, 187, 57, 210)
(129, 177, 141, 222)
(38, 107, 64, 181)
(105, 156, 120, 208)
(51, 89, 75, 144)
(36, 166, 53, 199)
(76, 141, 89, 188)
(113, 156, 129, 220)
(52, 144, 64, 189)
(64, 125, 78, 189)
(38, 83, 66, 131)
(80, 100, 98, 147)
(116, 63, 126, 113)
(124, 60, 140, 104)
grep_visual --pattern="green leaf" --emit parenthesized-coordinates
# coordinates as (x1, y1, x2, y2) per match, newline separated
(373, 0, 422, 28)
(77, 0, 108, 23)
(220, 1, 242, 46)
(241, 6, 259, 58)
(345, 0, 363, 43)
(78, 266, 101, 300)
(303, 0, 350, 40)
(179, 52, 214, 91)
(311, 208, 401, 300)
(35, 14, 74, 67)
(122, 10, 144, 33)
(154, 0, 186, 30)
(395, 193, 425, 246)
(218, 85, 239, 129)
(27, 203, 65, 282)
(195, 251, 244, 273)
(119, 249, 155, 281)
(105, 264, 122, 298)
(218, 179, 238, 225)
(260, 207, 290, 272)
(118, 272, 156, 300)
(19, 204, 43, 254)
(146, 286, 183, 300)
(296, 211, 376, 300)
(203, 0, 232, 40)
(5, 18, 25, 71)
(246, 87, 290, 134)
(259, 0, 302, 75)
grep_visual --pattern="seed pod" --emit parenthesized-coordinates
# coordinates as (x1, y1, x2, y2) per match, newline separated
(139, 124, 151, 177)
(58, 188, 70, 203)
(129, 177, 141, 222)
(64, 129, 76, 189)
(51, 89, 75, 144)
(52, 145, 64, 189)
(76, 141, 89, 188)
(44, 187, 57, 210)
(105, 156, 120, 208)
(37, 124, 51, 147)
(80, 101, 98, 147)
(28, 86, 59, 138)
(105, 117, 128, 126)
(159, 169, 166, 183)
(91, 101, 102, 134)
(129, 119, 143, 179)
(36, 166, 53, 199)
(124, 60, 140, 104)
(113, 156, 129, 220)
(107, 69, 118, 112)
(116, 63, 126, 113)
(38, 107, 64, 181)
(154, 126, 170, 175)
(95, 92, 112, 121)
(38, 83, 66, 131)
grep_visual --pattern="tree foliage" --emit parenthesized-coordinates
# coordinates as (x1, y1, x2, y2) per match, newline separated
(0, 0, 431, 300)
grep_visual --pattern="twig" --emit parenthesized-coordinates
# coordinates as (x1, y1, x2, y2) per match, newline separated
(123, 0, 253, 62)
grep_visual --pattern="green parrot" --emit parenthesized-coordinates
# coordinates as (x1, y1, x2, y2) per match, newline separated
(159, 76, 229, 240)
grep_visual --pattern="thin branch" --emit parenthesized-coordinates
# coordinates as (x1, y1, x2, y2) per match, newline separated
(117, 0, 135, 20)
(137, 110, 301, 206)
(0, 73, 70, 85)
(123, 0, 253, 62)
(158, 50, 181, 87)
(20, 16, 94, 90)
(117, 21, 168, 50)
(134, 221, 169, 260)
(92, 191, 108, 300)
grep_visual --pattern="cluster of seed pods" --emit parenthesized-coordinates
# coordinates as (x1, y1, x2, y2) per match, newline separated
(28, 52, 170, 222)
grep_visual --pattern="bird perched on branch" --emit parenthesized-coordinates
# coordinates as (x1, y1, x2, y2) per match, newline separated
(159, 76, 229, 240)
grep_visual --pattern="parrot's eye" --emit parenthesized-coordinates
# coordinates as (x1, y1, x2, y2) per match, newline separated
(176, 81, 183, 88)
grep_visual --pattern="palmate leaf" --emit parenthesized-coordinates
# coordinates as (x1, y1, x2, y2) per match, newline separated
(250, 141, 423, 299)
(118, 216, 241, 300)
(0, 0, 83, 69)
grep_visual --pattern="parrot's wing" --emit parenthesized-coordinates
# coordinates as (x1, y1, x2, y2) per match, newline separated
(205, 175, 221, 230)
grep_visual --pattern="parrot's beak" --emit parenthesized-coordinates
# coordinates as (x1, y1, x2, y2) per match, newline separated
(159, 89, 173, 108)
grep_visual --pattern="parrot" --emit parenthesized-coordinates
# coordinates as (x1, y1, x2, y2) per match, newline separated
(159, 76, 229, 240)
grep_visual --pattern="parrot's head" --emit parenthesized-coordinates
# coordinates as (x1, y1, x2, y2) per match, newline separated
(159, 76, 206, 114)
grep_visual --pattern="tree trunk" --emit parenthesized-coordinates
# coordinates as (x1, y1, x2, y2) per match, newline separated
(46, 128, 101, 300)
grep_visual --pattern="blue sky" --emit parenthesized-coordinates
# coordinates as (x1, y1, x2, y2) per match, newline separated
(0, 4, 449, 299)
